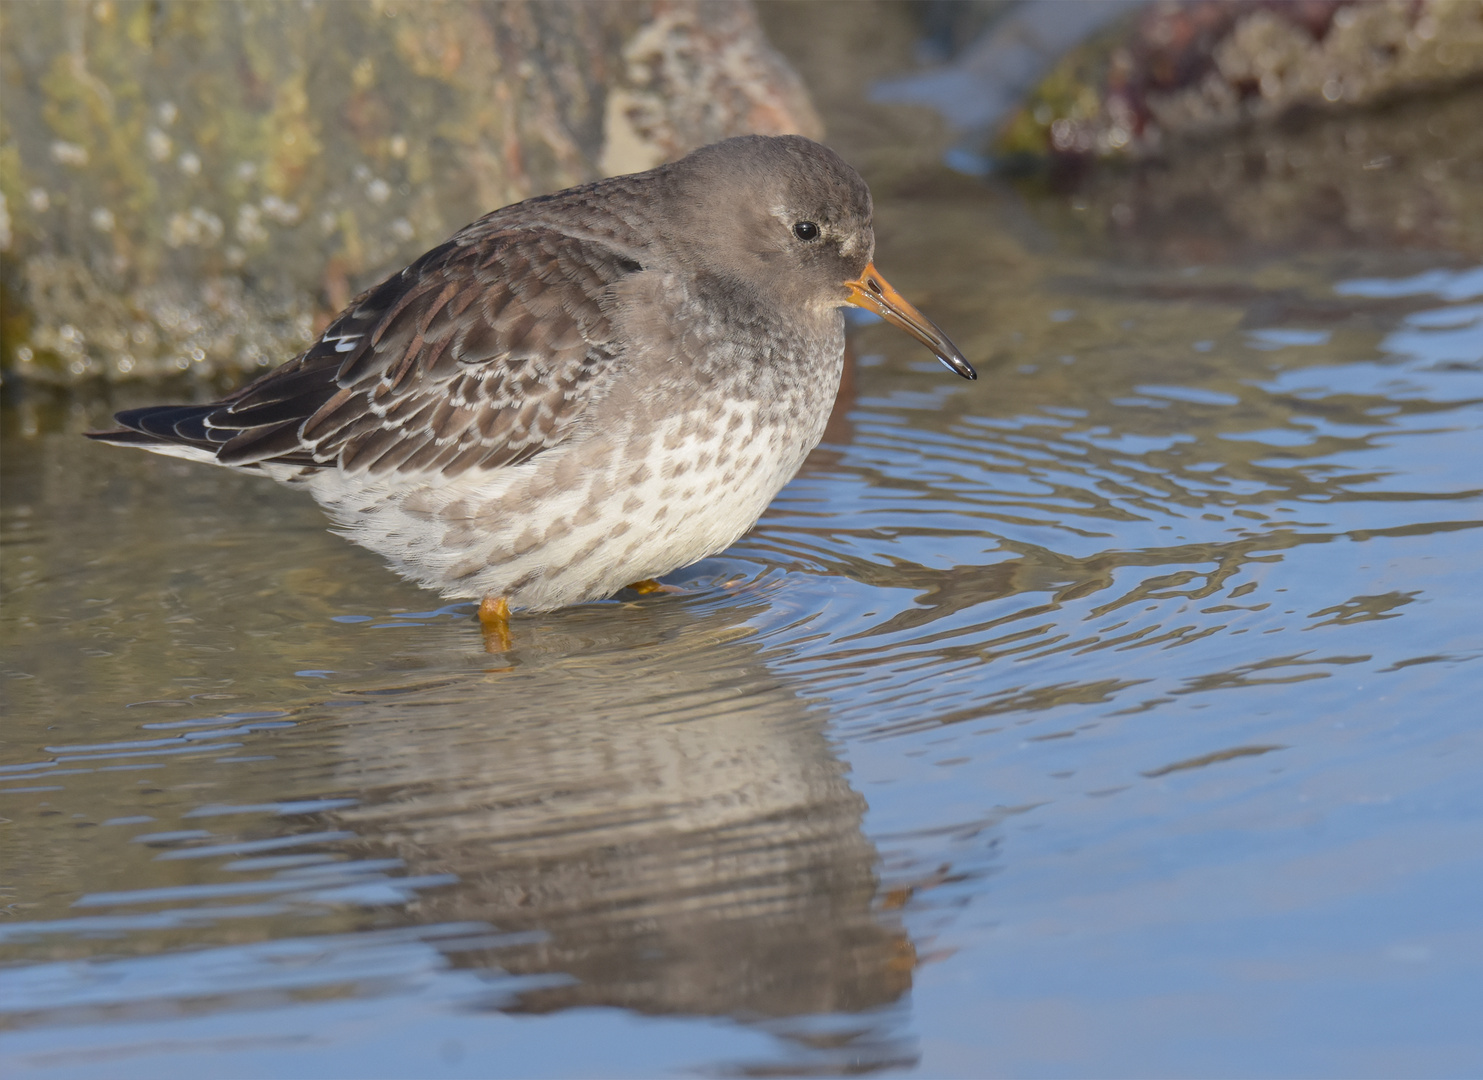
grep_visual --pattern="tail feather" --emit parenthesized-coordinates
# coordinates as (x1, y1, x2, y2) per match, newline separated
(114, 404, 225, 444)
(87, 404, 236, 466)
(87, 401, 327, 471)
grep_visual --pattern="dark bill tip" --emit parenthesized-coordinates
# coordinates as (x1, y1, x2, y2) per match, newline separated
(844, 263, 977, 381)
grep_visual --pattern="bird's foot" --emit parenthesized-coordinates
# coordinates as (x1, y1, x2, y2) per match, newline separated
(625, 574, 751, 599)
(626, 578, 687, 596)
(478, 595, 512, 653)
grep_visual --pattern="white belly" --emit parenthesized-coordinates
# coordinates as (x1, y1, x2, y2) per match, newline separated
(299, 396, 826, 611)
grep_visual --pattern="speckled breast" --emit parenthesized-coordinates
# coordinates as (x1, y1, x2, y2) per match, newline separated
(306, 334, 845, 611)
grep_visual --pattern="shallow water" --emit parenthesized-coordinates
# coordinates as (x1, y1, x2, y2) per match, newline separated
(5, 74, 1483, 1080)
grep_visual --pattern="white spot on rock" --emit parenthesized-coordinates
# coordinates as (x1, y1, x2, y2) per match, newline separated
(261, 195, 301, 225)
(166, 207, 225, 247)
(146, 128, 172, 162)
(51, 141, 89, 167)
(235, 203, 267, 245)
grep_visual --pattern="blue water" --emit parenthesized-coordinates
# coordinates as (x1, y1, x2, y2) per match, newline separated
(4, 154, 1482, 1080)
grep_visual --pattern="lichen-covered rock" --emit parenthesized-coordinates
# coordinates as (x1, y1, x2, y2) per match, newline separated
(997, 0, 1483, 161)
(0, 0, 820, 385)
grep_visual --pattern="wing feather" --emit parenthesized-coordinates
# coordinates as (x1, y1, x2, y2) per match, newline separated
(99, 227, 641, 472)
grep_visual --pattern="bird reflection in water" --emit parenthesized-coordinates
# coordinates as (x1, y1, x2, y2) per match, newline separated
(327, 592, 917, 1070)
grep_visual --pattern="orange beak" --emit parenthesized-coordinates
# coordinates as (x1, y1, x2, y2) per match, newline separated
(844, 262, 976, 380)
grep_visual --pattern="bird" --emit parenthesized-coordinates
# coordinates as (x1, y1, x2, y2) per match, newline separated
(89, 135, 975, 642)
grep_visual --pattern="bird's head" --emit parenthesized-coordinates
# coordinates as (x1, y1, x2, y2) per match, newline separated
(660, 135, 975, 380)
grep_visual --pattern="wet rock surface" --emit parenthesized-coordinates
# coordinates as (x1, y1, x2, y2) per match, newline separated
(0, 0, 819, 385)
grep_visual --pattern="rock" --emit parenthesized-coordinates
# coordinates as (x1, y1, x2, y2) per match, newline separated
(995, 0, 1483, 162)
(873, 0, 1144, 136)
(0, 0, 820, 386)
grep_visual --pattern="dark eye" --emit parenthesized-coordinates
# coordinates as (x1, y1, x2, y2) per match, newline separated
(792, 221, 820, 241)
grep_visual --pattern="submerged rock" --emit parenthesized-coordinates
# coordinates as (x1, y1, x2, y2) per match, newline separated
(1019, 87, 1483, 262)
(0, 0, 820, 385)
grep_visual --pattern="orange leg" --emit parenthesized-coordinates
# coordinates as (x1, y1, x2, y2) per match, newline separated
(478, 595, 512, 653)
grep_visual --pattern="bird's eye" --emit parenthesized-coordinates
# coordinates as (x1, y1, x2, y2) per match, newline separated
(792, 221, 820, 241)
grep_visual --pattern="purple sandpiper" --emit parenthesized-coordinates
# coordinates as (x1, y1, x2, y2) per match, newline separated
(89, 135, 975, 638)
